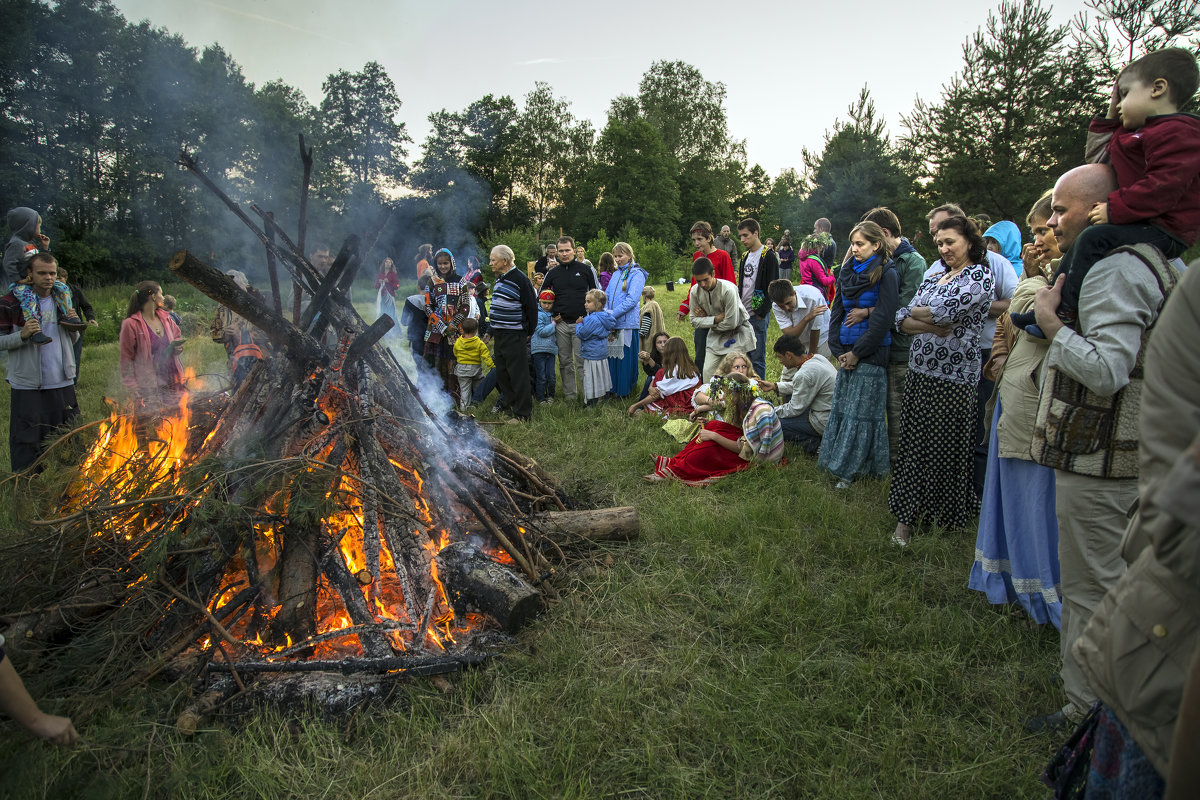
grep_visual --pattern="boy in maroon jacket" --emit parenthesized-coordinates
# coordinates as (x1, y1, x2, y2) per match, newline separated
(1012, 48, 1200, 337)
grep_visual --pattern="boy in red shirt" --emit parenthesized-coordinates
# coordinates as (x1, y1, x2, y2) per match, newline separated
(678, 221, 735, 373)
(1013, 47, 1200, 337)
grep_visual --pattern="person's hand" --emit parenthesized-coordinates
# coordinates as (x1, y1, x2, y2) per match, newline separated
(88, 319, 98, 327)
(677, 312, 686, 323)
(637, 350, 651, 363)
(20, 319, 41, 340)
(807, 304, 829, 322)
(34, 233, 50, 251)
(648, 386, 661, 400)
(1088, 202, 1109, 226)
(713, 312, 725, 324)
(552, 314, 562, 323)
(697, 428, 716, 442)
(1033, 274, 1067, 340)
(759, 381, 776, 393)
(1021, 242, 1043, 270)
(990, 354, 1008, 375)
(911, 306, 935, 323)
(26, 712, 78, 746)
(838, 352, 859, 370)
(693, 305, 706, 317)
(844, 307, 869, 326)
(626, 404, 639, 416)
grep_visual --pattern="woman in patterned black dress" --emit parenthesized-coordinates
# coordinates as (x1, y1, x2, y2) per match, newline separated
(888, 216, 994, 546)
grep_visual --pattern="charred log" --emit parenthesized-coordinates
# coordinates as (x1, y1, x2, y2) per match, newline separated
(434, 542, 541, 633)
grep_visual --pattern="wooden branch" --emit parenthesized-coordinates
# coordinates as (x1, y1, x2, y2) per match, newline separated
(206, 651, 489, 675)
(263, 211, 283, 317)
(170, 250, 326, 368)
(344, 316, 395, 368)
(297, 134, 313, 263)
(319, 531, 392, 658)
(158, 578, 241, 650)
(273, 620, 415, 659)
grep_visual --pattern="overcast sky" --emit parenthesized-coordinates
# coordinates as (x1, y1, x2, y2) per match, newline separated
(109, 0, 1092, 176)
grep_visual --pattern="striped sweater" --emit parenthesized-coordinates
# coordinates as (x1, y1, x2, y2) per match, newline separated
(490, 267, 537, 334)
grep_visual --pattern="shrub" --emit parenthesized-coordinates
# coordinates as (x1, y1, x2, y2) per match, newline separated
(585, 226, 691, 285)
(479, 226, 541, 272)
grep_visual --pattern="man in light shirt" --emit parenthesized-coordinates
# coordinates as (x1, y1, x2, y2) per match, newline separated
(759, 333, 836, 454)
(767, 278, 830, 358)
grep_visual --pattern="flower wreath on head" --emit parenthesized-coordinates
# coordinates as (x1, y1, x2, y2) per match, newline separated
(798, 231, 834, 257)
(707, 374, 761, 420)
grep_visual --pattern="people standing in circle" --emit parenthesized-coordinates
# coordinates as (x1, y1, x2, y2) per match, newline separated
(605, 242, 648, 398)
(736, 218, 780, 379)
(889, 215, 995, 546)
(817, 221, 899, 488)
(539, 236, 597, 403)
(120, 280, 186, 444)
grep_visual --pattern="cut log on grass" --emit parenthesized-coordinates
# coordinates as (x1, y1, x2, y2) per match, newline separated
(529, 507, 640, 546)
(3, 577, 128, 652)
(434, 542, 542, 632)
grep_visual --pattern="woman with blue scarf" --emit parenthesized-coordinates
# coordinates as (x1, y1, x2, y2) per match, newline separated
(605, 241, 648, 397)
(817, 221, 899, 487)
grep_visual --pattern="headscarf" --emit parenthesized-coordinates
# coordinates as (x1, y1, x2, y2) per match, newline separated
(983, 221, 1024, 277)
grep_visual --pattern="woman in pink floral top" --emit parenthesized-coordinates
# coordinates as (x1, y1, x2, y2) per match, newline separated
(888, 216, 994, 546)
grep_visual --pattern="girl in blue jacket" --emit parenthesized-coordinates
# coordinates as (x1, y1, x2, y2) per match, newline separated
(576, 289, 616, 407)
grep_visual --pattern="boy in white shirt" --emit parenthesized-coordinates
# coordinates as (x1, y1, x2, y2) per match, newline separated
(767, 279, 831, 358)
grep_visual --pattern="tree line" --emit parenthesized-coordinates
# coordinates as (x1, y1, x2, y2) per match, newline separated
(0, 0, 1196, 284)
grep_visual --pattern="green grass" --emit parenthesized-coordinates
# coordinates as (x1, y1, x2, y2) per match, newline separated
(0, 297, 1064, 798)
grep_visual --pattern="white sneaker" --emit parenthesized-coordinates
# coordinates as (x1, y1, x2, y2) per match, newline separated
(835, 480, 852, 489)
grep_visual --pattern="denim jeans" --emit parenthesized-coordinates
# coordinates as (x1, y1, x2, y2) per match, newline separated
(779, 411, 822, 454)
(473, 367, 499, 406)
(532, 352, 556, 401)
(748, 314, 770, 379)
(693, 327, 706, 376)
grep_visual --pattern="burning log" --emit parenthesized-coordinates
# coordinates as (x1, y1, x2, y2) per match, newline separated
(434, 543, 541, 633)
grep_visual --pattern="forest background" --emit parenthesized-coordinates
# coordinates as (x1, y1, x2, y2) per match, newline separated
(2, 0, 1199, 290)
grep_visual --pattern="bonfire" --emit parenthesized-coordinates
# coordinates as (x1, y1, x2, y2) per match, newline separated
(0, 146, 636, 726)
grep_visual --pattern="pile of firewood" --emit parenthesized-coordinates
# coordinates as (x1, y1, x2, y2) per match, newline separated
(0, 145, 638, 723)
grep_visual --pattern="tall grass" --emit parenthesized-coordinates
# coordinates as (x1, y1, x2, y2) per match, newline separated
(0, 289, 1064, 798)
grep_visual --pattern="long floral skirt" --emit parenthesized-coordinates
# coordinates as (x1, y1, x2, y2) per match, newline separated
(816, 362, 889, 482)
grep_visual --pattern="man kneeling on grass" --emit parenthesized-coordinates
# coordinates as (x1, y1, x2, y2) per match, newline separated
(760, 333, 836, 455)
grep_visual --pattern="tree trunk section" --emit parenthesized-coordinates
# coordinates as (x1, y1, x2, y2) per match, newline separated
(434, 542, 541, 632)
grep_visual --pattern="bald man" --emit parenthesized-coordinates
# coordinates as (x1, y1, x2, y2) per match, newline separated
(1023, 164, 1183, 733)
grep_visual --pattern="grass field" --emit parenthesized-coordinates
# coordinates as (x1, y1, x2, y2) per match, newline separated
(0, 287, 1066, 798)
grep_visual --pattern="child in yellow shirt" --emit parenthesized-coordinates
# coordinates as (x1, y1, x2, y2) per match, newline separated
(452, 317, 494, 410)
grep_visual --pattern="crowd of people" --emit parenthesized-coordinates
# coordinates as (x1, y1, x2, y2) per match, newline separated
(1, 47, 1198, 796)
(366, 48, 1200, 797)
